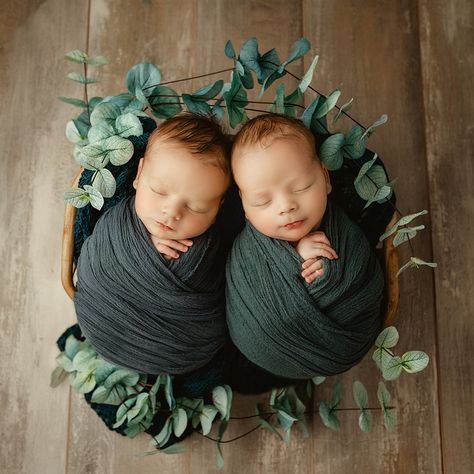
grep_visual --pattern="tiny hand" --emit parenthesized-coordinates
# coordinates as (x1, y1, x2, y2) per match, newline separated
(150, 237, 193, 260)
(295, 231, 338, 262)
(301, 258, 325, 284)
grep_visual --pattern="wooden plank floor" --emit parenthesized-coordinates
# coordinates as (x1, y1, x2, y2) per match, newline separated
(0, 1, 472, 472)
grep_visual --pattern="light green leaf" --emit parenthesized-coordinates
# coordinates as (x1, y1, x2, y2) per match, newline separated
(319, 401, 340, 431)
(64, 50, 88, 63)
(58, 96, 87, 108)
(352, 381, 368, 409)
(393, 225, 425, 248)
(165, 375, 176, 410)
(216, 441, 225, 469)
(104, 369, 140, 389)
(92, 168, 116, 198)
(319, 133, 345, 170)
(269, 83, 285, 114)
(56, 352, 75, 372)
(330, 382, 343, 409)
(83, 185, 104, 210)
(358, 410, 372, 433)
(383, 356, 403, 381)
(64, 335, 80, 359)
(379, 210, 428, 242)
(172, 408, 188, 437)
(154, 416, 173, 447)
(72, 348, 97, 372)
(66, 72, 99, 84)
(383, 408, 397, 431)
(212, 385, 229, 419)
(90, 103, 122, 126)
(361, 114, 388, 140)
(354, 159, 389, 202)
(312, 376, 326, 385)
(377, 382, 391, 408)
(63, 187, 91, 208)
(375, 326, 399, 348)
(65, 120, 84, 143)
(396, 257, 438, 277)
(200, 405, 219, 435)
(103, 136, 134, 166)
(115, 113, 143, 138)
(372, 347, 394, 371)
(90, 385, 110, 404)
(299, 55, 319, 93)
(401, 351, 429, 373)
(71, 370, 96, 394)
(332, 97, 354, 124)
(279, 37, 311, 72)
(87, 55, 109, 66)
(224, 40, 236, 59)
(88, 122, 116, 144)
(162, 444, 186, 454)
(223, 72, 248, 128)
(50, 366, 67, 388)
(192, 80, 224, 99)
(315, 89, 341, 118)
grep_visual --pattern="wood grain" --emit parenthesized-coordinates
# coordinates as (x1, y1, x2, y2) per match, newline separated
(303, 1, 441, 472)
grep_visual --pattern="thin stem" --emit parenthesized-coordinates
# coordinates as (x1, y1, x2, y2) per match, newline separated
(83, 62, 90, 120)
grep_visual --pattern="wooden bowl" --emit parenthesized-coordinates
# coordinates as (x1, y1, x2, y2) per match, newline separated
(61, 169, 400, 326)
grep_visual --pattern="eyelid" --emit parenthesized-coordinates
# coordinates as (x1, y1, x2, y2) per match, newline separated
(186, 205, 207, 214)
(294, 182, 314, 192)
(151, 187, 166, 196)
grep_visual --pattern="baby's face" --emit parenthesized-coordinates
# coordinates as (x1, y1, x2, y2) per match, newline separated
(233, 136, 331, 242)
(133, 139, 229, 241)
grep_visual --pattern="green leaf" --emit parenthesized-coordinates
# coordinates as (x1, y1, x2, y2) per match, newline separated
(332, 97, 354, 124)
(162, 444, 186, 454)
(383, 407, 397, 431)
(343, 125, 366, 160)
(401, 351, 429, 373)
(216, 441, 225, 469)
(379, 210, 428, 242)
(182, 93, 212, 115)
(92, 168, 116, 198)
(354, 158, 389, 202)
(104, 369, 140, 389)
(256, 405, 283, 440)
(393, 225, 425, 248)
(73, 111, 91, 138)
(64, 50, 88, 63)
(319, 401, 340, 431)
(148, 85, 182, 119)
(269, 83, 285, 114)
(165, 375, 176, 410)
(352, 381, 368, 409)
(64, 335, 80, 359)
(239, 37, 281, 85)
(330, 382, 343, 409)
(66, 72, 99, 84)
(126, 63, 162, 99)
(71, 370, 96, 394)
(88, 122, 116, 144)
(90, 102, 122, 126)
(377, 382, 391, 408)
(302, 95, 328, 134)
(375, 326, 399, 348)
(50, 366, 67, 388)
(58, 96, 87, 108)
(172, 408, 188, 437)
(90, 385, 110, 404)
(278, 37, 311, 72)
(311, 376, 326, 385)
(361, 114, 388, 140)
(115, 113, 143, 138)
(383, 356, 403, 380)
(154, 416, 173, 447)
(63, 188, 91, 208)
(358, 409, 372, 433)
(282, 87, 303, 117)
(396, 257, 438, 277)
(315, 89, 341, 119)
(65, 120, 84, 143)
(372, 347, 394, 371)
(319, 133, 345, 170)
(224, 40, 236, 59)
(103, 136, 134, 166)
(84, 184, 104, 211)
(56, 352, 75, 372)
(75, 148, 107, 170)
(193, 80, 224, 100)
(72, 347, 97, 372)
(223, 72, 248, 128)
(212, 385, 229, 419)
(87, 55, 109, 66)
(200, 405, 219, 435)
(299, 55, 319, 93)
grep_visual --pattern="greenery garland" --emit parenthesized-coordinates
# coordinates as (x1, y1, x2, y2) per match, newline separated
(54, 37, 434, 468)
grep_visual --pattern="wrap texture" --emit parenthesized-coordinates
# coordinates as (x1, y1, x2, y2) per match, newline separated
(74, 195, 228, 375)
(225, 198, 385, 379)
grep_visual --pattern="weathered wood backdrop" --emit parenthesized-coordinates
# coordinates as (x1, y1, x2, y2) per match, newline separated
(1, 0, 472, 473)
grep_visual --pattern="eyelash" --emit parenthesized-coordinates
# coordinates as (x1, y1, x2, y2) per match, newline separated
(151, 188, 206, 214)
(252, 184, 313, 206)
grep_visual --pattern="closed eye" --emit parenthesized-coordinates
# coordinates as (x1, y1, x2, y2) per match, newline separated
(186, 205, 207, 214)
(251, 200, 271, 207)
(294, 183, 314, 193)
(151, 187, 167, 196)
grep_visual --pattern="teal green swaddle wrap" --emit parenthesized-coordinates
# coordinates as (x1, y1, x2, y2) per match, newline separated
(225, 198, 385, 379)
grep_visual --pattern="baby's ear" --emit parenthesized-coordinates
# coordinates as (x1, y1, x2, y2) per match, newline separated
(133, 157, 145, 189)
(321, 163, 332, 195)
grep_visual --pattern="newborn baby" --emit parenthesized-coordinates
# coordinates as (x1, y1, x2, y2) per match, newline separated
(226, 113, 385, 379)
(74, 112, 233, 375)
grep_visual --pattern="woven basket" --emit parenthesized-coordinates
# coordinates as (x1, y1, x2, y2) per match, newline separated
(61, 168, 400, 328)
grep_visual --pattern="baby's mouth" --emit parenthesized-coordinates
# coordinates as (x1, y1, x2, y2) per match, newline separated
(156, 220, 174, 231)
(284, 219, 305, 230)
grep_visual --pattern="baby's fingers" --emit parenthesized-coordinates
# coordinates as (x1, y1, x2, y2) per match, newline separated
(155, 244, 180, 259)
(156, 238, 190, 253)
(301, 260, 324, 279)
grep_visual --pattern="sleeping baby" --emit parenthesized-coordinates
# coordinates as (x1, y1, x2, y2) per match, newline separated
(74, 112, 233, 376)
(225, 113, 385, 380)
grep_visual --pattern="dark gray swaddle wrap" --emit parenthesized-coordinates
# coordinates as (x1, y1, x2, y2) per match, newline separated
(225, 198, 385, 379)
(74, 195, 228, 375)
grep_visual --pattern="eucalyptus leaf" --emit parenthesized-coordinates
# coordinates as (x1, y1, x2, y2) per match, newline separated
(354, 162, 389, 202)
(193, 80, 224, 99)
(103, 136, 134, 166)
(315, 89, 341, 119)
(383, 356, 403, 381)
(401, 351, 429, 373)
(372, 347, 394, 371)
(148, 85, 182, 119)
(396, 257, 438, 277)
(59, 96, 87, 108)
(319, 401, 340, 431)
(379, 210, 428, 242)
(333, 97, 354, 124)
(71, 370, 96, 394)
(87, 55, 109, 66)
(352, 381, 368, 409)
(225, 40, 236, 59)
(278, 37, 311, 73)
(154, 416, 173, 447)
(72, 347, 97, 372)
(66, 72, 99, 84)
(319, 133, 345, 170)
(358, 409, 372, 433)
(56, 352, 75, 372)
(50, 366, 67, 388)
(65, 120, 83, 143)
(90, 102, 122, 126)
(63, 187, 91, 208)
(162, 444, 186, 454)
(377, 382, 391, 408)
(200, 405, 219, 435)
(343, 125, 366, 160)
(172, 408, 188, 437)
(64, 50, 88, 63)
(375, 326, 399, 348)
(90, 385, 111, 404)
(165, 375, 176, 410)
(311, 376, 326, 385)
(64, 335, 80, 359)
(88, 122, 116, 144)
(212, 385, 229, 419)
(182, 93, 212, 115)
(104, 368, 140, 389)
(223, 72, 248, 128)
(115, 113, 143, 138)
(393, 225, 425, 248)
(299, 55, 319, 93)
(361, 114, 388, 140)
(126, 62, 162, 99)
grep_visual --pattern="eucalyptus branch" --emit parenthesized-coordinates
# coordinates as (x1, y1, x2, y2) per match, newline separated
(83, 62, 90, 120)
